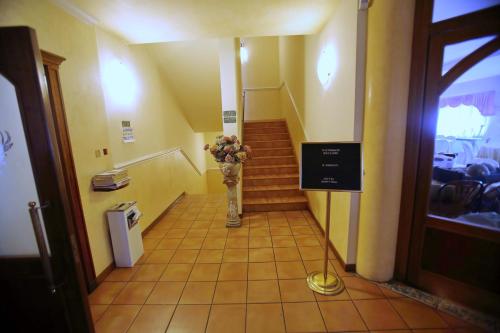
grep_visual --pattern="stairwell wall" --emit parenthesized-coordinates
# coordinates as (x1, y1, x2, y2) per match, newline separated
(279, 0, 359, 265)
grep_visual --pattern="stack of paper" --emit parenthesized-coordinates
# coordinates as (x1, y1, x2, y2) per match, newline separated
(92, 169, 130, 190)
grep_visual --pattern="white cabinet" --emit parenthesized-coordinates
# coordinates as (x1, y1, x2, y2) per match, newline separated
(107, 201, 144, 267)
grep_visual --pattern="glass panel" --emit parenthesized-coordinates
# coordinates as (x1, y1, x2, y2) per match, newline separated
(433, 0, 500, 23)
(442, 36, 497, 75)
(429, 50, 500, 231)
(0, 74, 44, 256)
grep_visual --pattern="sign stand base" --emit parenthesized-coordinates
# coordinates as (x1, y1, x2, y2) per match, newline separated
(306, 191, 345, 295)
(307, 271, 345, 295)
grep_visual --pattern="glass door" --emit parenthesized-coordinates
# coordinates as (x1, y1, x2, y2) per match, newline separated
(0, 26, 93, 332)
(407, 3, 500, 316)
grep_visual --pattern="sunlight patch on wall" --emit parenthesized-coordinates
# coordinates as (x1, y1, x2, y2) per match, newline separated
(101, 58, 139, 110)
(317, 44, 338, 89)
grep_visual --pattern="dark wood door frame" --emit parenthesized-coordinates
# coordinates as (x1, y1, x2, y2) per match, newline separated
(0, 26, 93, 332)
(396, 3, 500, 314)
(41, 50, 97, 292)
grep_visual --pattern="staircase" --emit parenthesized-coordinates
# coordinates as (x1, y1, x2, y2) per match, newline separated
(242, 119, 308, 212)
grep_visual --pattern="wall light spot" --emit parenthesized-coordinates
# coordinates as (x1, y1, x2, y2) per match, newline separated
(240, 44, 249, 64)
(317, 44, 338, 89)
(101, 58, 138, 109)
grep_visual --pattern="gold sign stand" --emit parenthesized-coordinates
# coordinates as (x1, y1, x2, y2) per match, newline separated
(306, 191, 345, 295)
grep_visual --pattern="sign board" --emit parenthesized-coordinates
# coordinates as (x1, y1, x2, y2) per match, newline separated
(121, 120, 135, 143)
(300, 142, 362, 192)
(223, 110, 237, 123)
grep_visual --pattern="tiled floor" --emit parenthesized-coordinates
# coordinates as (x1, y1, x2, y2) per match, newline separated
(89, 194, 485, 333)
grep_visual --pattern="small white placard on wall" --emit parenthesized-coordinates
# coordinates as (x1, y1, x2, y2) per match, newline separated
(122, 120, 135, 143)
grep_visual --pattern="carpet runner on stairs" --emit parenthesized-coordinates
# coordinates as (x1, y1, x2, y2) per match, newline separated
(243, 119, 308, 212)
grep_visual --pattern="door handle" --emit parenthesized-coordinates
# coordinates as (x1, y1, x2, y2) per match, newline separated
(28, 201, 56, 294)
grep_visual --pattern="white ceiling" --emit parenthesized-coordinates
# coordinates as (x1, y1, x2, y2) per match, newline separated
(54, 0, 340, 44)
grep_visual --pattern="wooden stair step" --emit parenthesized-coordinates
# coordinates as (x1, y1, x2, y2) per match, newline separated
(244, 127, 288, 134)
(243, 184, 303, 198)
(245, 133, 290, 141)
(245, 156, 296, 166)
(244, 140, 291, 148)
(252, 147, 294, 157)
(244, 120, 286, 128)
(243, 196, 308, 212)
(243, 164, 298, 176)
(243, 174, 299, 186)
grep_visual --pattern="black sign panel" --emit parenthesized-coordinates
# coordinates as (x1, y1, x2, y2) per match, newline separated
(300, 142, 362, 192)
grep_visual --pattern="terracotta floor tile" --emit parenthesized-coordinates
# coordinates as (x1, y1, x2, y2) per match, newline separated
(276, 261, 307, 279)
(143, 238, 162, 250)
(270, 226, 292, 236)
(156, 238, 182, 250)
(196, 249, 224, 263)
(272, 235, 296, 247)
(314, 287, 351, 301)
(186, 228, 209, 238)
(279, 279, 316, 302)
(144, 229, 168, 239)
(213, 280, 247, 304)
(298, 246, 324, 260)
(94, 304, 140, 333)
(249, 236, 273, 248)
(282, 302, 326, 332)
(132, 264, 167, 281)
(165, 228, 189, 239)
(228, 227, 249, 237)
(223, 248, 249, 262)
(218, 262, 248, 280)
(246, 303, 286, 333)
(159, 263, 193, 281)
(390, 298, 448, 329)
(178, 237, 205, 250)
(207, 228, 229, 238)
(288, 217, 309, 225)
(225, 237, 249, 249)
(249, 248, 275, 262)
(411, 330, 455, 333)
(145, 250, 175, 264)
(331, 259, 355, 277)
(166, 304, 210, 333)
(354, 299, 408, 330)
(188, 263, 220, 281)
(302, 259, 334, 274)
(113, 282, 155, 304)
(146, 281, 185, 304)
(274, 247, 302, 261)
(105, 267, 139, 282)
(206, 304, 246, 333)
(179, 281, 216, 304)
(318, 300, 368, 332)
(268, 219, 289, 227)
(291, 225, 315, 236)
(90, 304, 108, 323)
(89, 282, 126, 304)
(249, 227, 271, 237)
(344, 276, 385, 299)
(247, 262, 277, 280)
(169, 249, 199, 264)
(202, 237, 227, 249)
(136, 251, 152, 265)
(294, 235, 321, 247)
(127, 305, 175, 333)
(247, 280, 281, 303)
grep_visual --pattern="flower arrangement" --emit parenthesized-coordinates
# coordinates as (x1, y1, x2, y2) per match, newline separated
(204, 135, 252, 163)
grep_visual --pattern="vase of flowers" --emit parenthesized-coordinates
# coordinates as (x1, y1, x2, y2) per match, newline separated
(204, 135, 251, 227)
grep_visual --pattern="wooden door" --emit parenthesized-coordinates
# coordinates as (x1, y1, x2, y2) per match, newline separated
(0, 27, 93, 332)
(398, 3, 500, 316)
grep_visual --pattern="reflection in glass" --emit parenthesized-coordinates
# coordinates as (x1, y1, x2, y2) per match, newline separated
(433, 0, 500, 23)
(429, 48, 500, 230)
(442, 36, 496, 75)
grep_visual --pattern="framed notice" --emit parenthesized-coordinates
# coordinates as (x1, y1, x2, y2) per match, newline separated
(300, 142, 363, 192)
(121, 120, 135, 143)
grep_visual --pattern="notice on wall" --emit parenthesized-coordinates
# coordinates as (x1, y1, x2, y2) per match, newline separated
(121, 120, 135, 143)
(300, 142, 362, 192)
(223, 110, 237, 123)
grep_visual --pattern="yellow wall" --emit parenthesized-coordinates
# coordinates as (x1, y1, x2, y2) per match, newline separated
(0, 0, 207, 275)
(356, 0, 415, 281)
(279, 0, 358, 263)
(242, 37, 282, 121)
